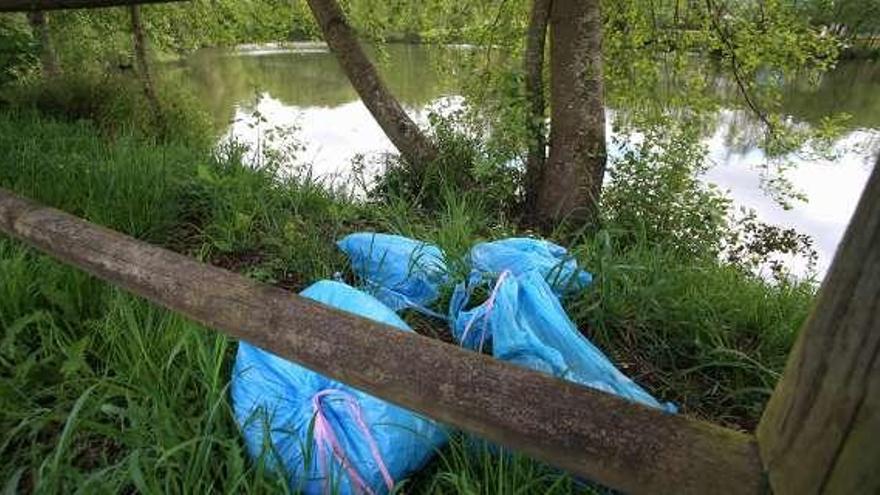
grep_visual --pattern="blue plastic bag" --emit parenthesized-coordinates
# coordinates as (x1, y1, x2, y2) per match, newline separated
(231, 281, 448, 495)
(469, 237, 592, 296)
(447, 270, 489, 349)
(337, 233, 447, 315)
(450, 270, 676, 413)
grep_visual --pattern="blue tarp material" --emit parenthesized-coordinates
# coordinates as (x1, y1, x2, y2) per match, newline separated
(337, 233, 447, 316)
(231, 280, 447, 495)
(339, 232, 675, 413)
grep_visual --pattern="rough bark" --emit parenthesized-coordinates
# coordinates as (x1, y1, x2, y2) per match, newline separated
(524, 0, 552, 215)
(26, 10, 60, 77)
(0, 0, 184, 11)
(129, 5, 163, 129)
(757, 159, 880, 494)
(535, 0, 607, 227)
(0, 186, 764, 495)
(305, 0, 437, 167)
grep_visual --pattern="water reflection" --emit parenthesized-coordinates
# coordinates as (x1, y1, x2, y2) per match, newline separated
(783, 61, 880, 130)
(169, 45, 880, 278)
(227, 94, 397, 180)
(171, 44, 455, 130)
(705, 112, 878, 275)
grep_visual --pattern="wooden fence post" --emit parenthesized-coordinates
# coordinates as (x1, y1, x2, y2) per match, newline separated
(757, 159, 880, 494)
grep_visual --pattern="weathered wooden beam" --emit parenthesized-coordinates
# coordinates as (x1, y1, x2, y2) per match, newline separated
(757, 160, 880, 494)
(0, 0, 185, 12)
(0, 187, 763, 495)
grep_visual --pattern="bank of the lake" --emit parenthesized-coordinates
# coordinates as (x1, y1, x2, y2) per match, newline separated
(0, 100, 817, 491)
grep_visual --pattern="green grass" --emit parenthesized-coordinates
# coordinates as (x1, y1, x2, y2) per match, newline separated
(571, 233, 813, 429)
(0, 109, 814, 493)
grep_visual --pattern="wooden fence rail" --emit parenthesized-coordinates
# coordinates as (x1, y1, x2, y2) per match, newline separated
(0, 187, 763, 494)
(0, 0, 185, 12)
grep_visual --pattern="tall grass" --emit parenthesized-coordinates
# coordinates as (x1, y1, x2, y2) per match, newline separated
(571, 232, 814, 429)
(3, 70, 214, 147)
(0, 110, 814, 493)
(0, 112, 202, 243)
(0, 248, 291, 493)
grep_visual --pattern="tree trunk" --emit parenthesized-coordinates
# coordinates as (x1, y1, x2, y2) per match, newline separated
(524, 0, 552, 216)
(305, 0, 437, 167)
(26, 10, 60, 78)
(535, 0, 607, 228)
(129, 5, 163, 129)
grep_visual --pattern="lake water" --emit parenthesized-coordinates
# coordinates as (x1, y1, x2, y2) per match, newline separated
(168, 43, 880, 278)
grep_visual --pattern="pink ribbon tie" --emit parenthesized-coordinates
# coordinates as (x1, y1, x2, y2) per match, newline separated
(312, 389, 394, 495)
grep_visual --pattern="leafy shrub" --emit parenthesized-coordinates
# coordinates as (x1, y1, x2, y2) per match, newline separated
(724, 208, 818, 280)
(602, 119, 819, 279)
(371, 110, 521, 215)
(602, 120, 731, 258)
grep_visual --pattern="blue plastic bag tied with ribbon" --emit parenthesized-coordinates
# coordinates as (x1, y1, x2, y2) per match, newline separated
(231, 280, 448, 495)
(450, 269, 676, 413)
